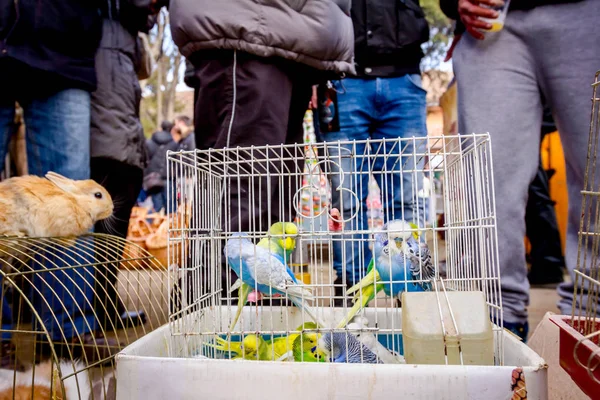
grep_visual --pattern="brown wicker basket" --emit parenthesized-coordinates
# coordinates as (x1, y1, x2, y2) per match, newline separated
(121, 206, 190, 270)
(121, 214, 155, 270)
(146, 217, 187, 268)
(120, 237, 151, 270)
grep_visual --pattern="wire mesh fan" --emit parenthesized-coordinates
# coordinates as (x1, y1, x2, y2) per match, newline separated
(167, 134, 503, 366)
(551, 71, 600, 397)
(0, 234, 172, 399)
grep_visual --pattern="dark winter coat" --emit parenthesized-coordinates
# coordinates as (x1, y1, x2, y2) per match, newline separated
(0, 0, 103, 91)
(145, 130, 179, 182)
(90, 0, 165, 169)
(351, 0, 429, 77)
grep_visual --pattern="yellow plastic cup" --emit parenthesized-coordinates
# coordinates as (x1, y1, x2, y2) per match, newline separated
(480, 0, 511, 32)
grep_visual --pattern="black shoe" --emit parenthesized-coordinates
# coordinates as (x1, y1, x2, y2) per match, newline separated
(527, 265, 564, 288)
(505, 321, 529, 342)
(118, 310, 147, 329)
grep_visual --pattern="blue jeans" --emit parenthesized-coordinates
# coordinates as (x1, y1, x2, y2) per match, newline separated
(151, 182, 178, 214)
(320, 75, 428, 286)
(0, 89, 98, 341)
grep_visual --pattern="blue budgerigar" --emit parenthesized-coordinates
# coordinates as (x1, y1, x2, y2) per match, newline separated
(227, 222, 299, 330)
(225, 226, 324, 327)
(319, 331, 382, 364)
(336, 219, 433, 328)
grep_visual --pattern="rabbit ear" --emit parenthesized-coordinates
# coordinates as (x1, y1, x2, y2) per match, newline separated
(46, 172, 79, 193)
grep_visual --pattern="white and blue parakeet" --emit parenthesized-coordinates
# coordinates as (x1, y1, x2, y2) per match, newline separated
(336, 219, 434, 328)
(347, 316, 406, 364)
(404, 232, 435, 291)
(225, 227, 324, 328)
(319, 331, 382, 364)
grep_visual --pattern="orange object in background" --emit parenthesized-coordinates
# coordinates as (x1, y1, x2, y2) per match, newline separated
(525, 131, 567, 254)
(540, 131, 568, 253)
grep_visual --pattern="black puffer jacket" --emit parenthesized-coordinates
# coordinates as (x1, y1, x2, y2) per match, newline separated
(351, 0, 429, 77)
(0, 0, 103, 91)
(90, 0, 167, 169)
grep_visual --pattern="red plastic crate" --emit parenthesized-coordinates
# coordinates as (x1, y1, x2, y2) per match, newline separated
(550, 315, 600, 399)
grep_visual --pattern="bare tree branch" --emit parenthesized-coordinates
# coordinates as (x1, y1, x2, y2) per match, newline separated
(140, 10, 185, 136)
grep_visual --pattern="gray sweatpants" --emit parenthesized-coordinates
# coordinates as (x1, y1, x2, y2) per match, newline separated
(453, 0, 600, 324)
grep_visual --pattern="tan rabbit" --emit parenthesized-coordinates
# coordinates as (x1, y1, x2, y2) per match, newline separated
(0, 172, 113, 237)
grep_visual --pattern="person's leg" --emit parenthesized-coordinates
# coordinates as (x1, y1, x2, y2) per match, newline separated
(371, 74, 428, 227)
(0, 102, 18, 368)
(274, 68, 313, 227)
(453, 19, 543, 334)
(89, 43, 148, 330)
(0, 105, 16, 179)
(91, 157, 144, 328)
(321, 78, 373, 288)
(194, 52, 294, 233)
(0, 102, 15, 342)
(22, 89, 98, 344)
(0, 282, 18, 370)
(92, 158, 142, 238)
(531, 0, 600, 315)
(24, 90, 90, 179)
(151, 189, 167, 213)
(178, 52, 296, 311)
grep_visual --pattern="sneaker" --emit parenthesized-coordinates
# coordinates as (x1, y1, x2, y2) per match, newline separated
(527, 265, 564, 288)
(0, 341, 25, 371)
(504, 321, 529, 342)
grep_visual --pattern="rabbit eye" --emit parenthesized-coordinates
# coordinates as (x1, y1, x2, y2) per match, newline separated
(94, 192, 103, 199)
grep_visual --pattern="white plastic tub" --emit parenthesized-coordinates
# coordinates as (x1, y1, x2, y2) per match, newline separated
(116, 307, 547, 400)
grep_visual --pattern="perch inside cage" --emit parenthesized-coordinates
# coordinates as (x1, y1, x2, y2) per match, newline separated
(166, 134, 504, 368)
(0, 234, 171, 399)
(551, 71, 600, 398)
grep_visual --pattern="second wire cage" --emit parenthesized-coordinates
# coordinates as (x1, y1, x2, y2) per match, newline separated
(166, 133, 504, 367)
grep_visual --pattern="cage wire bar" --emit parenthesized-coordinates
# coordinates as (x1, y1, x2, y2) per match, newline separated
(569, 70, 600, 383)
(0, 234, 171, 399)
(167, 134, 504, 365)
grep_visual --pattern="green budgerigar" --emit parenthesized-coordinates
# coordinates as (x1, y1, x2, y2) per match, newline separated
(292, 331, 326, 362)
(209, 323, 323, 361)
(208, 334, 268, 360)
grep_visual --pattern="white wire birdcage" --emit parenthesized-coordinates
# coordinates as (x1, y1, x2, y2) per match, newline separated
(166, 133, 504, 366)
(551, 71, 600, 396)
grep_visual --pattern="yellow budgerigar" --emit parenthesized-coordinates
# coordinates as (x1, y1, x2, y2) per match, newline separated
(208, 322, 324, 361)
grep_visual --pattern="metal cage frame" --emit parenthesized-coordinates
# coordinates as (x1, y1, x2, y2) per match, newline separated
(166, 133, 504, 366)
(0, 234, 171, 399)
